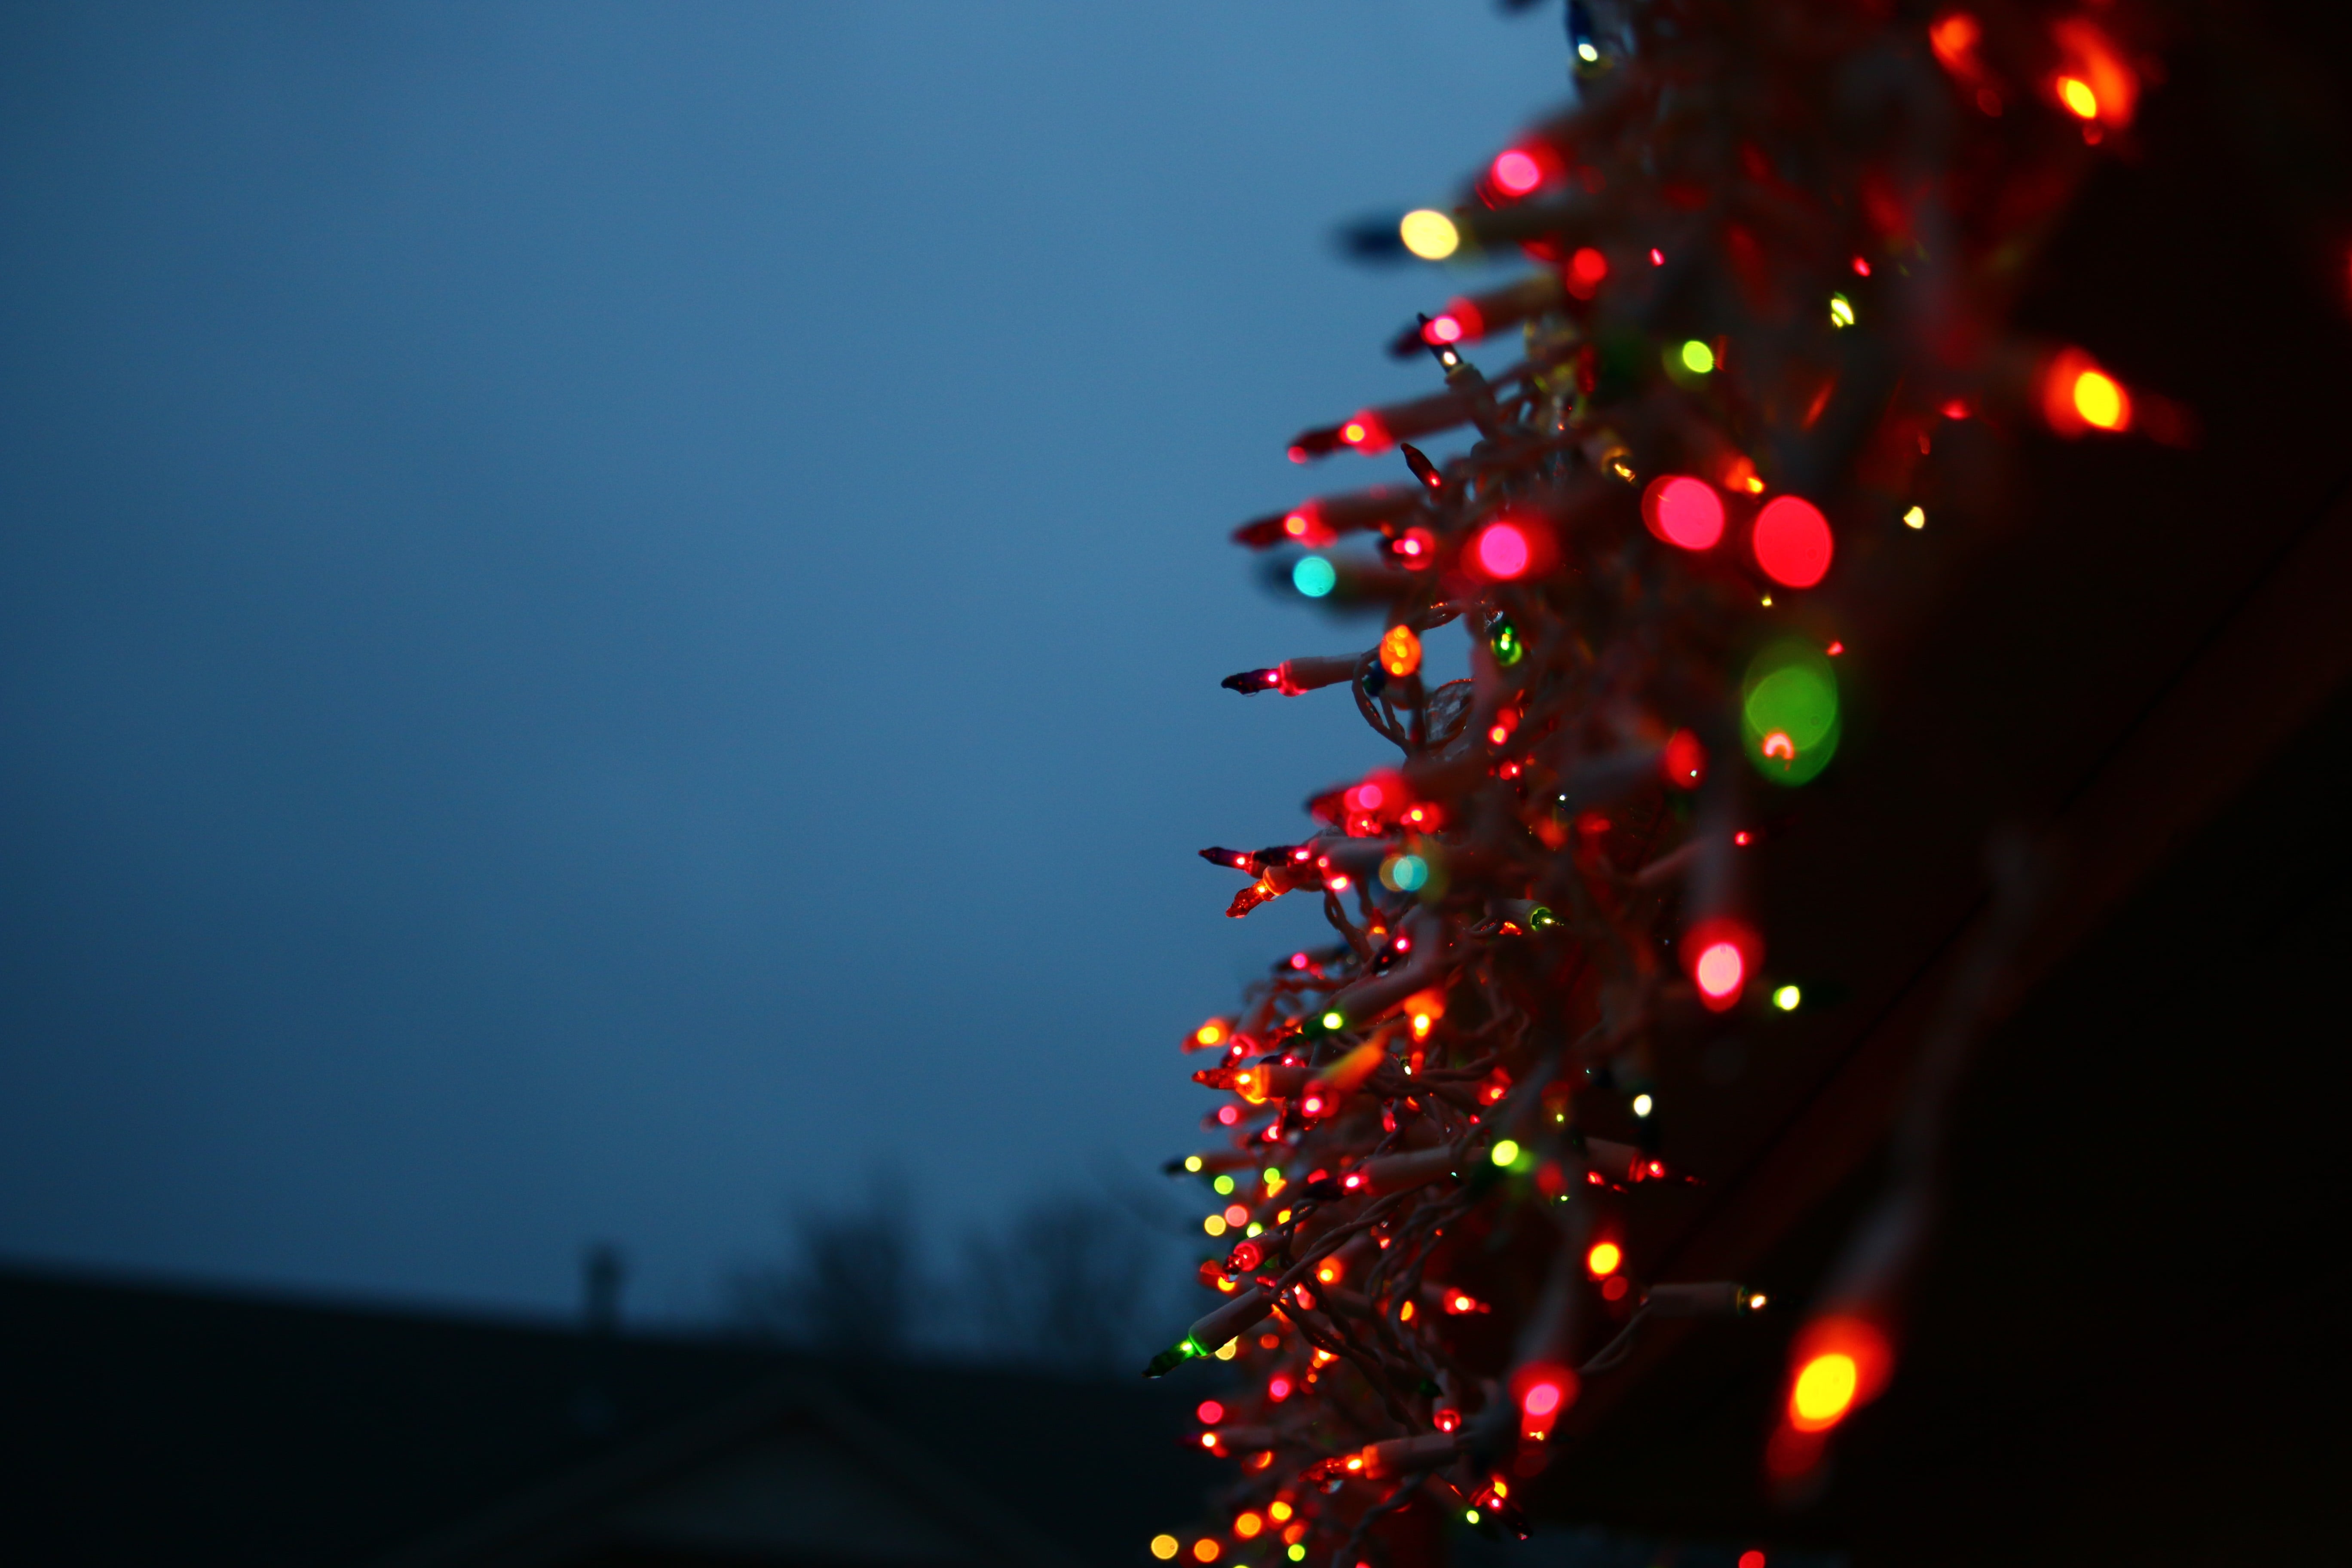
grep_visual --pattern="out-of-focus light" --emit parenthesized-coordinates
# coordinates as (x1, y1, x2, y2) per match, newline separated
(1663, 728, 1706, 788)
(1586, 1240, 1623, 1277)
(1696, 944, 1745, 1005)
(1522, 1381, 1564, 1417)
(1790, 1352, 1860, 1429)
(1197, 1400, 1225, 1424)
(1292, 556, 1337, 597)
(1752, 496, 1834, 588)
(2073, 370, 2130, 430)
(1566, 246, 1608, 298)
(1642, 475, 1725, 550)
(1320, 1010, 1344, 1031)
(1268, 1374, 1293, 1401)
(1491, 149, 1545, 196)
(1212, 1174, 1234, 1195)
(1851, 256, 1871, 276)
(1193, 1539, 1222, 1563)
(1213, 1338, 1237, 1360)
(1286, 1547, 1306, 1562)
(2055, 75, 2098, 119)
(1472, 521, 1534, 579)
(1577, 40, 1599, 62)
(1773, 984, 1802, 1011)
(1380, 624, 1421, 678)
(1203, 1215, 1227, 1237)
(1379, 854, 1429, 892)
(1491, 1138, 1522, 1167)
(1184, 1155, 1204, 1173)
(1903, 505, 1926, 529)
(1738, 1552, 1767, 1568)
(1234, 1513, 1264, 1540)
(1224, 1204, 1249, 1227)
(1194, 1021, 1225, 1047)
(1153, 1537, 1181, 1560)
(1649, 247, 1664, 266)
(1680, 340, 1716, 374)
(1929, 11, 1981, 75)
(1630, 1093, 1655, 1118)
(1828, 294, 1856, 328)
(1743, 639, 1840, 785)
(1400, 210, 1460, 260)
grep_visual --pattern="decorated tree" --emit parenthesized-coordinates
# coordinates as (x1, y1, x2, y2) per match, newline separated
(1141, 2, 2178, 1563)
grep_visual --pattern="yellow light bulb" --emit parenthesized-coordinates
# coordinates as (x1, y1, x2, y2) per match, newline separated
(1399, 209, 1461, 260)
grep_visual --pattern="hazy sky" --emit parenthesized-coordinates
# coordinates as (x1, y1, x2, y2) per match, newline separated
(0, 2, 1568, 1323)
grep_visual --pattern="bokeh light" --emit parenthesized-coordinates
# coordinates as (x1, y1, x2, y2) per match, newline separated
(1741, 639, 1840, 785)
(1291, 556, 1337, 597)
(1586, 1240, 1623, 1276)
(1490, 148, 1544, 196)
(1641, 475, 1725, 550)
(1399, 209, 1460, 260)
(1472, 521, 1534, 579)
(1751, 496, 1834, 587)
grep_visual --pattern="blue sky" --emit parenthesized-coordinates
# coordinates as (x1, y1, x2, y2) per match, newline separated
(0, 2, 1568, 1322)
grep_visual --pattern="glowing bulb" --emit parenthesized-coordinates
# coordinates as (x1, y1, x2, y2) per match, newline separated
(1789, 1352, 1860, 1430)
(1903, 505, 1926, 529)
(1235, 1514, 1263, 1540)
(1695, 942, 1745, 1001)
(1288, 1549, 1306, 1562)
(1491, 1139, 1521, 1167)
(1680, 340, 1716, 374)
(1204, 1215, 1228, 1237)
(1213, 1174, 1234, 1195)
(1213, 1338, 1238, 1360)
(1749, 1293, 1769, 1311)
(1380, 624, 1422, 677)
(1198, 1400, 1225, 1424)
(1291, 556, 1337, 598)
(1399, 210, 1460, 260)
(1828, 294, 1855, 328)
(2055, 75, 2098, 119)
(1586, 1240, 1623, 1276)
(1224, 1204, 1249, 1227)
(1642, 475, 1725, 551)
(1153, 1537, 1181, 1561)
(1491, 149, 1544, 196)
(1184, 1155, 1204, 1173)
(1630, 1093, 1654, 1118)
(1578, 40, 1599, 61)
(1566, 246, 1608, 297)
(1472, 521, 1534, 579)
(1751, 495, 1834, 588)
(1739, 1553, 1766, 1568)
(1773, 984, 1801, 1011)
(1521, 1382, 1563, 1417)
(2073, 370, 2128, 430)
(1379, 854, 1428, 892)
(1320, 1010, 1344, 1031)
(1465, 1510, 1481, 1525)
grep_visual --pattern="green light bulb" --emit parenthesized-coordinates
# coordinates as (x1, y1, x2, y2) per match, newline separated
(1772, 984, 1801, 1011)
(1680, 340, 1715, 374)
(1490, 615, 1524, 667)
(1491, 1139, 1521, 1167)
(1213, 1174, 1235, 1195)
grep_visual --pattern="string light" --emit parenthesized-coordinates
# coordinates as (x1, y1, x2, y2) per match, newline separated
(1147, 1, 2162, 1549)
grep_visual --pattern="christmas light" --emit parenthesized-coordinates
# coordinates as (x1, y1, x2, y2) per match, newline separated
(1148, 0, 2160, 1539)
(1490, 149, 1545, 196)
(1471, 521, 1534, 580)
(1641, 475, 1725, 551)
(1378, 625, 1421, 677)
(1750, 496, 1834, 588)
(1399, 210, 1460, 260)
(1153, 1537, 1181, 1560)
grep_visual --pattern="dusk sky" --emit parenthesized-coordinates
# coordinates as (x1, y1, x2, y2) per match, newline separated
(0, 3, 1568, 1324)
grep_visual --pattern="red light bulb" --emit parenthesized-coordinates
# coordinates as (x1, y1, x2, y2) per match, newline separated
(1491, 148, 1544, 196)
(1751, 496, 1834, 587)
(1471, 521, 1534, 580)
(1641, 475, 1725, 551)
